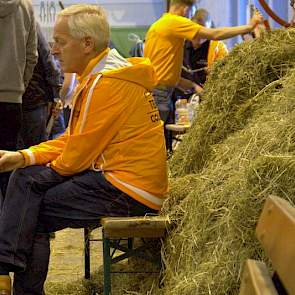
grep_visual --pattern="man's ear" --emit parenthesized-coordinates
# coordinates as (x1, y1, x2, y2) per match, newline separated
(82, 36, 95, 53)
(183, 6, 189, 17)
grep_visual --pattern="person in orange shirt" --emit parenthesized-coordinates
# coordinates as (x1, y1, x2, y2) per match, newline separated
(144, 0, 263, 141)
(0, 4, 167, 294)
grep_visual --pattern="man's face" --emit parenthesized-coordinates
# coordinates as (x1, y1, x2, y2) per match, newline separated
(52, 17, 88, 75)
(183, 6, 193, 18)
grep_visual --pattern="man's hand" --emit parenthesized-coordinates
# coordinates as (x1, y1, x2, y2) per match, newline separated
(177, 77, 203, 94)
(193, 83, 204, 94)
(249, 11, 264, 30)
(0, 151, 25, 173)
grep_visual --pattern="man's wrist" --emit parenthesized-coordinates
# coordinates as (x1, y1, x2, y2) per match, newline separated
(17, 151, 26, 168)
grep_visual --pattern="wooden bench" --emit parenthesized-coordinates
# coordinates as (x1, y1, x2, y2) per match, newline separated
(165, 124, 190, 152)
(84, 215, 170, 295)
(239, 195, 295, 295)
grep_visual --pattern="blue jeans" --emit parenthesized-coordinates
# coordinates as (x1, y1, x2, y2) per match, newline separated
(19, 105, 48, 149)
(152, 86, 174, 151)
(152, 85, 174, 123)
(0, 102, 22, 200)
(0, 166, 155, 294)
(50, 111, 65, 139)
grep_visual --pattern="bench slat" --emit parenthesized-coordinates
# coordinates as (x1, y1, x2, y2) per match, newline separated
(101, 216, 170, 238)
(239, 259, 278, 295)
(256, 195, 295, 294)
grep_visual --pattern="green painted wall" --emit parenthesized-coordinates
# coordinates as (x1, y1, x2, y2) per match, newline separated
(111, 27, 149, 57)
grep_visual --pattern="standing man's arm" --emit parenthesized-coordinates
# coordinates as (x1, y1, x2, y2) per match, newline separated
(177, 77, 203, 94)
(23, 6, 38, 88)
(195, 11, 264, 41)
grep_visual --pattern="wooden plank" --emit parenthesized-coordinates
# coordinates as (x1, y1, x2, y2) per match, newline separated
(239, 259, 278, 295)
(101, 216, 170, 238)
(165, 124, 190, 133)
(256, 195, 295, 294)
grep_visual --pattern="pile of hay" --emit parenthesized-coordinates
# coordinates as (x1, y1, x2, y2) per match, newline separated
(171, 29, 295, 175)
(45, 252, 160, 295)
(160, 29, 295, 295)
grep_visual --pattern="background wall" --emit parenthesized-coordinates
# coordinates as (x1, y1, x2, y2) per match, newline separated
(33, 0, 165, 56)
(33, 0, 293, 56)
(196, 0, 292, 48)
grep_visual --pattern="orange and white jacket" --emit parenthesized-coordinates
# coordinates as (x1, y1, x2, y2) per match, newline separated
(20, 48, 168, 210)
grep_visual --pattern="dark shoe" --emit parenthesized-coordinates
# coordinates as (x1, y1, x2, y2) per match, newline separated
(0, 275, 11, 295)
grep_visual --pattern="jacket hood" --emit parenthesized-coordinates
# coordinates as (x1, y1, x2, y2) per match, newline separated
(91, 49, 157, 90)
(0, 0, 20, 17)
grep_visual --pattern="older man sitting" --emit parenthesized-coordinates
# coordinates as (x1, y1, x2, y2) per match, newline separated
(0, 4, 168, 294)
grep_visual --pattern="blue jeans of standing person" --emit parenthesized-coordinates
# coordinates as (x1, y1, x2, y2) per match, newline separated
(50, 111, 66, 139)
(152, 85, 174, 124)
(18, 105, 48, 149)
(0, 102, 22, 202)
(152, 86, 174, 151)
(0, 166, 156, 295)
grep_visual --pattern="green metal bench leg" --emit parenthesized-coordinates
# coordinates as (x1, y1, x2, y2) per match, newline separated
(103, 230, 111, 295)
(84, 227, 90, 279)
(128, 238, 133, 250)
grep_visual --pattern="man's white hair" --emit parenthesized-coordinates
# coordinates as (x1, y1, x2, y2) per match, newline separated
(58, 4, 110, 53)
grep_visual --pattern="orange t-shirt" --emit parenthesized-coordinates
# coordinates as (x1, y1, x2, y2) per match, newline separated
(144, 13, 201, 87)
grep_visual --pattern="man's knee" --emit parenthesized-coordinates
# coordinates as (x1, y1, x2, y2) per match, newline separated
(8, 166, 63, 193)
(10, 166, 44, 182)
(7, 167, 44, 194)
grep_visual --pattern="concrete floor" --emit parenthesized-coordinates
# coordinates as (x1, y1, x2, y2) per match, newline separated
(47, 227, 103, 284)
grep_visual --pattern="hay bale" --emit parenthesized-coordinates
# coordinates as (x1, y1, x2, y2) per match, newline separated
(45, 261, 159, 295)
(160, 29, 295, 294)
(170, 29, 295, 176)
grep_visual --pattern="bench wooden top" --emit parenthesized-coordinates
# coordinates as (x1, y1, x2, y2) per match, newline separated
(255, 195, 295, 294)
(165, 124, 190, 133)
(101, 216, 170, 238)
(239, 260, 278, 295)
